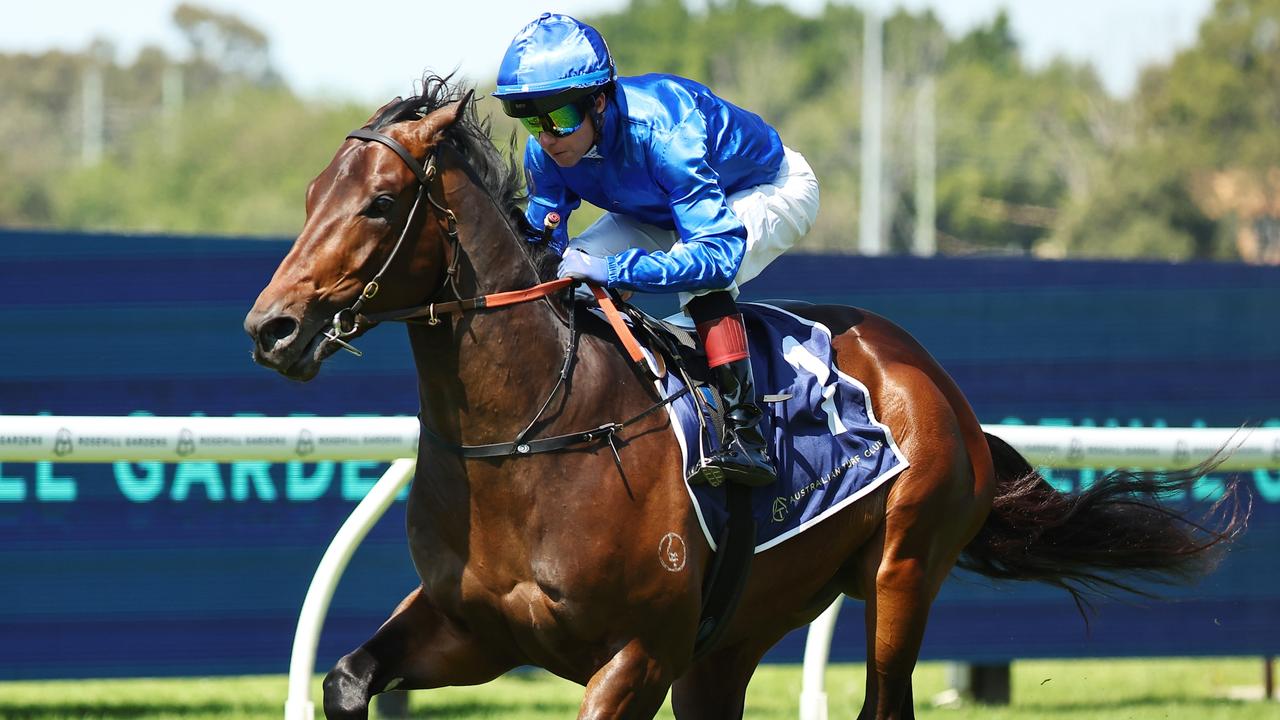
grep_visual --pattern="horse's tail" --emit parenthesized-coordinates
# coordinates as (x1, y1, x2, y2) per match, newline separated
(956, 432, 1250, 615)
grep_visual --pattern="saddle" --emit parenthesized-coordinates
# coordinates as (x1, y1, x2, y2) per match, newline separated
(588, 291, 806, 467)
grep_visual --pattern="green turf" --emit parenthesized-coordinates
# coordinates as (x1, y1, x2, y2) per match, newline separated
(0, 658, 1273, 719)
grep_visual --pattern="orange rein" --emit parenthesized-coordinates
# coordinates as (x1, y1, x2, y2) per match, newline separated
(360, 278, 649, 368)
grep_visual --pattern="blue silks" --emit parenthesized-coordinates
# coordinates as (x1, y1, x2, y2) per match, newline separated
(523, 74, 785, 293)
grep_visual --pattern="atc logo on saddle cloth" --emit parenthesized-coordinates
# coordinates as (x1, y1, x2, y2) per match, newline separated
(660, 303, 909, 553)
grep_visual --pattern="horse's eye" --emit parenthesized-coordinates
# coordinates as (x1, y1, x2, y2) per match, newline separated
(367, 195, 395, 217)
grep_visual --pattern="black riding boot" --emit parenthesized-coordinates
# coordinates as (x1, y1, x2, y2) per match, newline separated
(692, 356, 777, 488)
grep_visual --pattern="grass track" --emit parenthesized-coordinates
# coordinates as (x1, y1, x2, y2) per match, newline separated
(0, 658, 1273, 719)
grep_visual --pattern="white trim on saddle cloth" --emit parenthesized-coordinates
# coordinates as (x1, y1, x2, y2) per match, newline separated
(649, 303, 909, 554)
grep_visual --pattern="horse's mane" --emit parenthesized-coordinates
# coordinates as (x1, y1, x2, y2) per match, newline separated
(370, 73, 560, 280)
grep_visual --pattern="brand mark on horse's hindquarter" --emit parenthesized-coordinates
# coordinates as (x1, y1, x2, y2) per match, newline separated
(658, 532, 687, 572)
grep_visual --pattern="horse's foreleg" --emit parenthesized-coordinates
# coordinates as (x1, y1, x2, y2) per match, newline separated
(577, 639, 674, 720)
(322, 586, 513, 720)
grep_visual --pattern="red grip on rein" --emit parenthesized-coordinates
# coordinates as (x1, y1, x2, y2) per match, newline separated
(696, 314, 749, 368)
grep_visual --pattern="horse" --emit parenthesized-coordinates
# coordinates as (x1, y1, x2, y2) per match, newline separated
(244, 76, 1245, 720)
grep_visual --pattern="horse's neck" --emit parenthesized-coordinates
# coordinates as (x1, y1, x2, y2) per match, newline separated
(410, 161, 568, 444)
(437, 145, 541, 298)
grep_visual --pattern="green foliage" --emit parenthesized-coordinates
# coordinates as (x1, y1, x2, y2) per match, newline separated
(945, 9, 1020, 74)
(1054, 140, 1227, 260)
(173, 2, 279, 86)
(1055, 0, 1280, 261)
(0, 0, 1276, 262)
(1141, 0, 1280, 169)
(0, 49, 93, 227)
(0, 4, 360, 237)
(583, 1, 1112, 255)
(55, 88, 367, 235)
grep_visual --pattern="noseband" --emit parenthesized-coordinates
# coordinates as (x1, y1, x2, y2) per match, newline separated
(323, 127, 461, 356)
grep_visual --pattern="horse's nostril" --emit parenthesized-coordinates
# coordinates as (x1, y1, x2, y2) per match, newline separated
(258, 315, 300, 354)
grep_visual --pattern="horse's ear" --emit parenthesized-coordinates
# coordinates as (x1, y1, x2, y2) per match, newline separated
(363, 96, 403, 128)
(406, 90, 475, 151)
(456, 89, 475, 118)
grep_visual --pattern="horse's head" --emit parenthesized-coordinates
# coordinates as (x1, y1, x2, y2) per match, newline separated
(244, 88, 479, 381)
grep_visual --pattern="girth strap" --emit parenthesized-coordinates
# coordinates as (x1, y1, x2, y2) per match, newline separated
(419, 421, 625, 458)
(692, 483, 756, 661)
(418, 385, 687, 458)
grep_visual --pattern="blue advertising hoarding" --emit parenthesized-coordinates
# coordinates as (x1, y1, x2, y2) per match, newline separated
(1, 229, 1277, 678)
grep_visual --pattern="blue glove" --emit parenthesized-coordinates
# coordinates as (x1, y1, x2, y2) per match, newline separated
(557, 249, 610, 286)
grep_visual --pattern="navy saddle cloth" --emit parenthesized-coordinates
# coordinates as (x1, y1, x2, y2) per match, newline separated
(637, 302, 910, 553)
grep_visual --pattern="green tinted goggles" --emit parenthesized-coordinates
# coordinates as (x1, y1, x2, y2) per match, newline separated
(516, 101, 588, 138)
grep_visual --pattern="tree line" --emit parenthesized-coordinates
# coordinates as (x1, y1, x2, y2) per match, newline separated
(1, 0, 1276, 262)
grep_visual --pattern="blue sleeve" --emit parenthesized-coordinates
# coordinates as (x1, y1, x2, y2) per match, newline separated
(522, 138, 580, 254)
(606, 111, 746, 293)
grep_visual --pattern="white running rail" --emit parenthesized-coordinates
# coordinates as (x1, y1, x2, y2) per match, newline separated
(0, 415, 419, 463)
(0, 414, 418, 720)
(2, 416, 1276, 720)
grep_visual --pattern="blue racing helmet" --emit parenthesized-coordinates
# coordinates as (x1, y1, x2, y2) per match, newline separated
(493, 13, 615, 118)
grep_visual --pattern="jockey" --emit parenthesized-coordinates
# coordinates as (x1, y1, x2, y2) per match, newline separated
(494, 13, 819, 489)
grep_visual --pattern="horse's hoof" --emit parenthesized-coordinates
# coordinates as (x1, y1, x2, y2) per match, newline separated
(322, 652, 375, 720)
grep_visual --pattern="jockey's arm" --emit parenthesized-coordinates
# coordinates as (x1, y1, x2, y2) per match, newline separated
(607, 114, 747, 294)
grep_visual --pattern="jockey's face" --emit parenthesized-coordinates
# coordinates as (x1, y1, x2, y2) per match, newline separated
(537, 94, 606, 168)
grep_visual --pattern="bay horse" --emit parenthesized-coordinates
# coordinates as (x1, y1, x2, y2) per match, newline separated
(244, 77, 1243, 720)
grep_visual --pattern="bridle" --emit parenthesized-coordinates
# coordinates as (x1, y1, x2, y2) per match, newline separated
(326, 125, 577, 356)
(322, 127, 466, 357)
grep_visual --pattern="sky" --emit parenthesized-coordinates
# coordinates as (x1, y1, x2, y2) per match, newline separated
(1, 0, 1215, 101)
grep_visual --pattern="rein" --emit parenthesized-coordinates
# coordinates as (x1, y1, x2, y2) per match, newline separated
(333, 124, 684, 459)
(362, 277, 574, 326)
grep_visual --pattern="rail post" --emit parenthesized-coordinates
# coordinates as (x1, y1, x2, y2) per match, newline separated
(284, 458, 417, 720)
